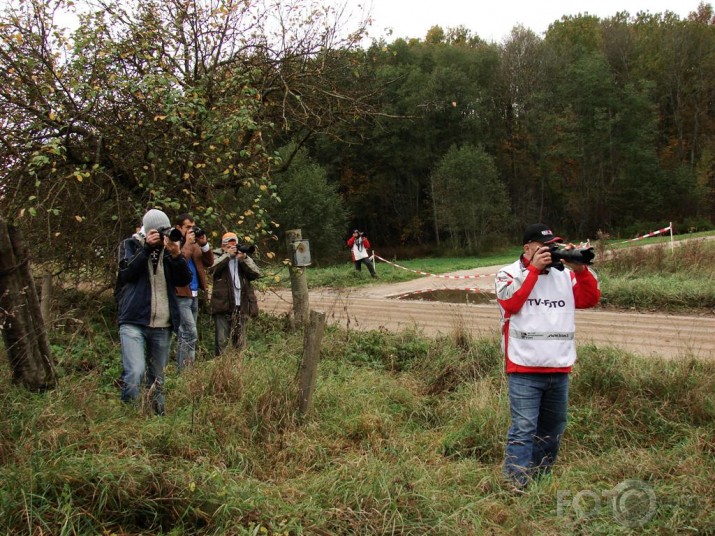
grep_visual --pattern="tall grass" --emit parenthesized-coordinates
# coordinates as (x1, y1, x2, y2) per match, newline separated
(598, 238, 715, 312)
(1, 296, 714, 534)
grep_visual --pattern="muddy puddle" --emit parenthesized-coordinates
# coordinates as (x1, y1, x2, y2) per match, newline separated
(391, 289, 496, 304)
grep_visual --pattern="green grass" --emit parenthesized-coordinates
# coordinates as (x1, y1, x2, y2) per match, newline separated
(290, 232, 714, 291)
(270, 246, 523, 289)
(1, 302, 714, 534)
(1, 233, 714, 534)
(597, 236, 715, 312)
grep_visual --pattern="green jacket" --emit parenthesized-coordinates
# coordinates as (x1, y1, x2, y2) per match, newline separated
(209, 250, 262, 316)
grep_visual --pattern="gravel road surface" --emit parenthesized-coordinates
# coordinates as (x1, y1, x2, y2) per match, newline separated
(258, 263, 714, 360)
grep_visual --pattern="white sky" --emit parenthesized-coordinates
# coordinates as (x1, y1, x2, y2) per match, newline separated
(0, 0, 698, 46)
(346, 0, 699, 43)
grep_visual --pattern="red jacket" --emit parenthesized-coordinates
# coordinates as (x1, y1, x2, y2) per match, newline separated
(347, 235, 372, 261)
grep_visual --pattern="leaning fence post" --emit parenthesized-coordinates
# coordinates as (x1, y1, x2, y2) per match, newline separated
(296, 309, 326, 416)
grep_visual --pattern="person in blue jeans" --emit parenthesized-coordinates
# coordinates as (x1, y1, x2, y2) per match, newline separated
(117, 209, 192, 415)
(173, 213, 214, 370)
(495, 223, 600, 489)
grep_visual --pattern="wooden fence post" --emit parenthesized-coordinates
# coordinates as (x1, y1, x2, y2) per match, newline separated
(285, 229, 309, 328)
(296, 310, 326, 416)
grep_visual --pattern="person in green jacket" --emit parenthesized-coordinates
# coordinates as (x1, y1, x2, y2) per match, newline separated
(209, 232, 262, 356)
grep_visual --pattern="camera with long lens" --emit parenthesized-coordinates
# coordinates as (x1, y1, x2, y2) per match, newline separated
(193, 226, 205, 239)
(157, 225, 183, 242)
(547, 245, 595, 271)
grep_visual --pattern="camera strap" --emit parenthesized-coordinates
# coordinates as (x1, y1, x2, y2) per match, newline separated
(150, 247, 162, 274)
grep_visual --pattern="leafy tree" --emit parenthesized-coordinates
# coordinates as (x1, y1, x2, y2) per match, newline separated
(0, 0, 371, 284)
(539, 16, 668, 236)
(495, 26, 551, 229)
(431, 144, 510, 252)
(272, 143, 348, 263)
(315, 33, 502, 248)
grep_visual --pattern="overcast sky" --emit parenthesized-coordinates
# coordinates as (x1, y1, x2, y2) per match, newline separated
(0, 0, 698, 45)
(346, 0, 699, 43)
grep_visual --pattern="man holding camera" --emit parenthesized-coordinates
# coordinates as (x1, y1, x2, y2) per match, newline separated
(209, 232, 262, 356)
(495, 223, 600, 490)
(173, 213, 214, 370)
(347, 229, 377, 277)
(117, 208, 192, 415)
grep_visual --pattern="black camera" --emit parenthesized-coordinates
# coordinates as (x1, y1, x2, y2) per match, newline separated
(193, 226, 205, 239)
(547, 245, 595, 271)
(237, 244, 256, 255)
(157, 226, 183, 242)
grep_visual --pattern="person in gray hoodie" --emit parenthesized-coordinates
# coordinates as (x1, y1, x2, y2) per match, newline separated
(116, 209, 192, 415)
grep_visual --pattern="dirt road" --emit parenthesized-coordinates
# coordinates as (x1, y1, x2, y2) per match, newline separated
(258, 264, 715, 360)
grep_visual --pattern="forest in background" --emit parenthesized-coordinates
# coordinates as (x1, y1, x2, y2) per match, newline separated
(1, 0, 714, 275)
(309, 4, 715, 256)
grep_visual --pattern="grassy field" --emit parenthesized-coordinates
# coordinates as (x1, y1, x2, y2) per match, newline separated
(0, 234, 714, 534)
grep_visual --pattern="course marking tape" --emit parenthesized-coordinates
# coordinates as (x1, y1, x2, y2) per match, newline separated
(373, 254, 496, 279)
(616, 224, 672, 244)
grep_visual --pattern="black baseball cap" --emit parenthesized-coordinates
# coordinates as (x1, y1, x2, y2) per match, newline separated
(522, 223, 563, 245)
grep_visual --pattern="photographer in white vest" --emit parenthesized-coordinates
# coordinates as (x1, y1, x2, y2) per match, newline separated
(347, 229, 377, 278)
(495, 223, 601, 490)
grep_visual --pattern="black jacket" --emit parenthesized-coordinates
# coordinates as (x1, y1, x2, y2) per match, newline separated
(117, 236, 192, 330)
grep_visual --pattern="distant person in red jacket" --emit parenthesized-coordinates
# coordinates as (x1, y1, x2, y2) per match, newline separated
(347, 229, 377, 277)
(495, 223, 600, 491)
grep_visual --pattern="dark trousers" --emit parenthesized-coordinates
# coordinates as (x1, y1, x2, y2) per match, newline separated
(354, 257, 376, 276)
(213, 307, 246, 356)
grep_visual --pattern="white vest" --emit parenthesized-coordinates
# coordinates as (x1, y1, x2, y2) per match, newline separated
(502, 260, 577, 368)
(351, 238, 369, 260)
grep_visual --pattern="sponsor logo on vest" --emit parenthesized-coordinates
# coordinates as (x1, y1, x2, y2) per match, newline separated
(527, 298, 567, 308)
(547, 332, 572, 339)
(513, 330, 574, 340)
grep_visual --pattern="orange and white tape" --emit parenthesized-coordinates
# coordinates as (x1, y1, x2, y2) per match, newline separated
(373, 254, 496, 279)
(617, 224, 672, 244)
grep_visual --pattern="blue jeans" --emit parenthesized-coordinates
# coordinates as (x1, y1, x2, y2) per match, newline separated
(504, 373, 569, 487)
(176, 296, 199, 369)
(119, 323, 171, 415)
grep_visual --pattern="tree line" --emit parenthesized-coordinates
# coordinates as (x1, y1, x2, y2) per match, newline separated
(313, 4, 715, 255)
(1, 0, 714, 278)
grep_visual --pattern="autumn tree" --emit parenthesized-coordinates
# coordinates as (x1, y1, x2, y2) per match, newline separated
(0, 0, 372, 386)
(0, 0, 373, 281)
(272, 143, 348, 262)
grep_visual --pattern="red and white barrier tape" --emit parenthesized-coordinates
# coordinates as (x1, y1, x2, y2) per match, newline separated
(391, 287, 486, 299)
(617, 224, 672, 244)
(373, 254, 496, 279)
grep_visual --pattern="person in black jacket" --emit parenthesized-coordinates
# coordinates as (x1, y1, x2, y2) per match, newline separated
(117, 209, 192, 415)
